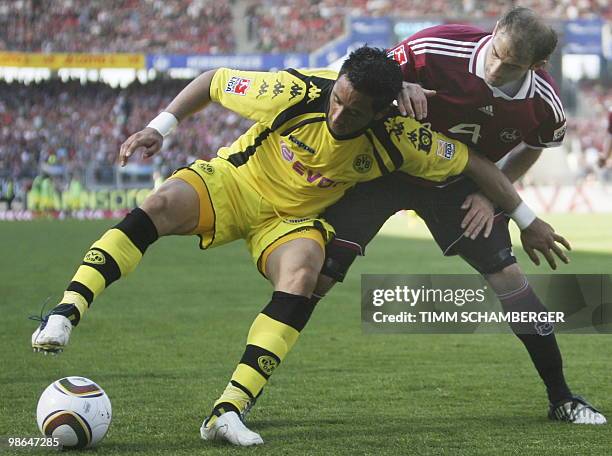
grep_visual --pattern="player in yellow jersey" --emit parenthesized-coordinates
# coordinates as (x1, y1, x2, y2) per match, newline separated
(32, 47, 569, 446)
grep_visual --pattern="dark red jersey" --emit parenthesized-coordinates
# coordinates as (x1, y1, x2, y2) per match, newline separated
(388, 24, 566, 163)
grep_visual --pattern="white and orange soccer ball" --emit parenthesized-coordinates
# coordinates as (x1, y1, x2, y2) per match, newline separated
(36, 376, 112, 449)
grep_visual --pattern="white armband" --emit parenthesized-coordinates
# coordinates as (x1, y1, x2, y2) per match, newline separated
(146, 112, 178, 137)
(510, 201, 536, 230)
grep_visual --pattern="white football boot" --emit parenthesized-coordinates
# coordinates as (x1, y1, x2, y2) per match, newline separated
(548, 396, 607, 425)
(200, 411, 264, 446)
(32, 314, 72, 354)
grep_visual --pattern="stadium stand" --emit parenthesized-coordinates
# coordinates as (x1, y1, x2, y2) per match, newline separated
(2, 1, 610, 55)
(0, 79, 253, 206)
(0, 0, 235, 53)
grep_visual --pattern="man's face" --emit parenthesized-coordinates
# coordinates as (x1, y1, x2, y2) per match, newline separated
(484, 31, 534, 87)
(327, 75, 380, 137)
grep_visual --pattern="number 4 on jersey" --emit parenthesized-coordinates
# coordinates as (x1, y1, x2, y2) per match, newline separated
(448, 123, 482, 145)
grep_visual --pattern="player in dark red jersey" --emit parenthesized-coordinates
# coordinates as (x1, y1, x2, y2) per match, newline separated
(317, 7, 606, 424)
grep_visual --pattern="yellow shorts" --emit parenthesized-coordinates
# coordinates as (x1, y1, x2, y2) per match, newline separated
(168, 158, 335, 274)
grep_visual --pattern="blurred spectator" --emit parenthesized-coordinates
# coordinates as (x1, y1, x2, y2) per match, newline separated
(564, 80, 612, 182)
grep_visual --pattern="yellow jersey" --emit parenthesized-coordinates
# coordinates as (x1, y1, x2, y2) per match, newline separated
(209, 67, 468, 217)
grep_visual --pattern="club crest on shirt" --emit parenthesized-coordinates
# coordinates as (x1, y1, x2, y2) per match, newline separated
(353, 154, 373, 173)
(197, 162, 215, 174)
(225, 76, 251, 96)
(499, 128, 521, 143)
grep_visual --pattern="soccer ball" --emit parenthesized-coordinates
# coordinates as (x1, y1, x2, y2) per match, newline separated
(36, 376, 112, 449)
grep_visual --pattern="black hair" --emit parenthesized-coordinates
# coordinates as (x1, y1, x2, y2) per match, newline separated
(497, 7, 558, 63)
(339, 46, 402, 112)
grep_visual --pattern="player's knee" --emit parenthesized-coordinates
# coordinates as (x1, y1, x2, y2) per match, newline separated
(140, 191, 171, 234)
(276, 257, 321, 296)
(291, 264, 321, 296)
(141, 191, 169, 219)
(140, 181, 199, 236)
(485, 263, 526, 295)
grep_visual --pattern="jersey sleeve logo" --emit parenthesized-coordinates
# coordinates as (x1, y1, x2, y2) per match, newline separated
(256, 80, 269, 99)
(388, 44, 408, 66)
(552, 122, 566, 142)
(436, 139, 456, 160)
(272, 79, 285, 98)
(225, 76, 251, 96)
(307, 81, 322, 104)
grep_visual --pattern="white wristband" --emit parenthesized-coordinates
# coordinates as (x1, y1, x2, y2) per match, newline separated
(146, 112, 178, 137)
(510, 201, 536, 230)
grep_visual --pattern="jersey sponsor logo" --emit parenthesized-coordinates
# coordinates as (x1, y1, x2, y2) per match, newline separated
(552, 122, 566, 142)
(84, 249, 105, 265)
(388, 44, 408, 66)
(307, 81, 321, 104)
(406, 126, 433, 153)
(280, 141, 294, 161)
(224, 76, 251, 96)
(436, 139, 456, 160)
(280, 141, 338, 187)
(499, 128, 522, 143)
(478, 105, 494, 116)
(257, 355, 278, 375)
(288, 135, 316, 154)
(353, 154, 373, 173)
(197, 162, 215, 174)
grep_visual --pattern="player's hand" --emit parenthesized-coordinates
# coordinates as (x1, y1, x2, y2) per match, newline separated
(119, 127, 163, 167)
(397, 82, 436, 120)
(520, 218, 571, 270)
(461, 192, 495, 240)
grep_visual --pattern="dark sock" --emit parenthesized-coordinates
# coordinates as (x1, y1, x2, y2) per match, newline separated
(498, 281, 572, 403)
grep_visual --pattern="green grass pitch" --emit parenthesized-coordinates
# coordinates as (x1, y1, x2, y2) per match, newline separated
(1, 214, 610, 455)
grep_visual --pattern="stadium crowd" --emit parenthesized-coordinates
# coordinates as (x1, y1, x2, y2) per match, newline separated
(565, 81, 612, 181)
(0, 79, 253, 208)
(0, 0, 235, 53)
(2, 0, 610, 55)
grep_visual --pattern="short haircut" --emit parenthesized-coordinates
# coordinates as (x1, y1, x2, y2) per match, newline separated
(339, 46, 402, 112)
(497, 7, 558, 63)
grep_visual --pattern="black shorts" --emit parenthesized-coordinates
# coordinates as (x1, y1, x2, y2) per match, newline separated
(321, 173, 516, 280)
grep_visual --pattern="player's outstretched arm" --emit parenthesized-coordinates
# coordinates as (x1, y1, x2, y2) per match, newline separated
(119, 69, 218, 166)
(463, 149, 571, 269)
